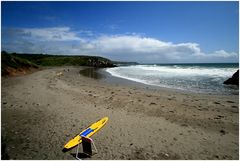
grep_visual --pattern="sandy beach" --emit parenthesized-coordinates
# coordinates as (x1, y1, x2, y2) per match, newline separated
(1, 66, 239, 159)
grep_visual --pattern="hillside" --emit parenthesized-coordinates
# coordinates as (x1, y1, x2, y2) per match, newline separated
(11, 53, 116, 67)
(1, 51, 117, 76)
(1, 51, 39, 76)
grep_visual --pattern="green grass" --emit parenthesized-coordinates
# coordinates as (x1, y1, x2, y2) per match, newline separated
(2, 51, 116, 68)
(2, 52, 39, 69)
(1, 51, 39, 76)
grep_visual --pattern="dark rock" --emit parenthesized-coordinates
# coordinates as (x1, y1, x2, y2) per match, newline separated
(86, 57, 117, 68)
(224, 70, 239, 86)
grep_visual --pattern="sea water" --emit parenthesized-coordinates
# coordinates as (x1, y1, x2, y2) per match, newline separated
(106, 63, 239, 95)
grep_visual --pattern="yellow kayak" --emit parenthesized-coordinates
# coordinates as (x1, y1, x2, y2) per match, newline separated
(64, 117, 108, 149)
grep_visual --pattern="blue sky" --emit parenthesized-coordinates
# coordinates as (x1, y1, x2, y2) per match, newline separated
(1, 1, 239, 63)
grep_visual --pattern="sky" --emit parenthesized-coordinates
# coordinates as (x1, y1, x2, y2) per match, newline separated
(1, 1, 239, 63)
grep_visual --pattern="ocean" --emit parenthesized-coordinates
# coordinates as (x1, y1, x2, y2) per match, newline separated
(106, 63, 239, 95)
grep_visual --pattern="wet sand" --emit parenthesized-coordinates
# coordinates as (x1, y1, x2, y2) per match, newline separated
(1, 66, 239, 159)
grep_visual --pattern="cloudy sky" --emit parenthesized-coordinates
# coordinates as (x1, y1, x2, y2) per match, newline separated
(1, 1, 239, 63)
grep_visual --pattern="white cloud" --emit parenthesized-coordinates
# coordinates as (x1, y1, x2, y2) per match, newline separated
(208, 50, 238, 58)
(92, 35, 172, 53)
(2, 27, 238, 63)
(22, 27, 82, 41)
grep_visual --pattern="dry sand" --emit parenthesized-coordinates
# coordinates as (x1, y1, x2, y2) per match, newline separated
(1, 66, 239, 159)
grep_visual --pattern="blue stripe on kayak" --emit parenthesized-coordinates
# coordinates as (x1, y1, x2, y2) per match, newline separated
(80, 128, 93, 137)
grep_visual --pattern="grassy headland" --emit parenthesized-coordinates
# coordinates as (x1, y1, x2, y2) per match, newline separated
(1, 51, 117, 76)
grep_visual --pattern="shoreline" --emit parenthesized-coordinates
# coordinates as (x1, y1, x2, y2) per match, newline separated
(102, 64, 239, 95)
(2, 66, 239, 159)
(81, 67, 239, 96)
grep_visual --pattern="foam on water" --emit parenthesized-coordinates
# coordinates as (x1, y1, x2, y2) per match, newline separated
(136, 65, 235, 77)
(106, 64, 239, 94)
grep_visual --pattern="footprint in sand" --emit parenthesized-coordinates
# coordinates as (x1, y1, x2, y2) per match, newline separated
(226, 101, 235, 103)
(220, 129, 227, 135)
(214, 102, 221, 105)
(149, 102, 157, 105)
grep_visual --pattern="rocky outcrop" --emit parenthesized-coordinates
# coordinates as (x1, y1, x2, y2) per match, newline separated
(223, 70, 239, 86)
(86, 57, 117, 68)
